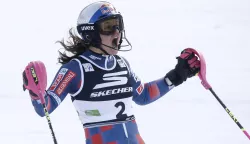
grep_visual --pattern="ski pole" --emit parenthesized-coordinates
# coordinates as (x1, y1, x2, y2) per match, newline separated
(30, 66, 58, 144)
(38, 90, 58, 144)
(187, 48, 250, 140)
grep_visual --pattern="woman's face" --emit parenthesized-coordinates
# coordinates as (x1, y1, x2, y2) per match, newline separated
(99, 29, 121, 55)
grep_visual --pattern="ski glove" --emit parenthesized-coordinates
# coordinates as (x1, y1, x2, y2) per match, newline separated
(22, 61, 47, 100)
(165, 49, 200, 86)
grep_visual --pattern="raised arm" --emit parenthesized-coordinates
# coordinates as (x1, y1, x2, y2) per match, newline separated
(23, 60, 82, 117)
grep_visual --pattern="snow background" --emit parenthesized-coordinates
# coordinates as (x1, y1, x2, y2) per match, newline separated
(0, 0, 250, 143)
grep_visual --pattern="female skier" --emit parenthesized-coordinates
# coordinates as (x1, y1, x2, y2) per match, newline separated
(22, 1, 200, 144)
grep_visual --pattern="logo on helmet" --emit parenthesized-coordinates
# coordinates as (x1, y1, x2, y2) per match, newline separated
(100, 4, 115, 15)
(81, 25, 94, 31)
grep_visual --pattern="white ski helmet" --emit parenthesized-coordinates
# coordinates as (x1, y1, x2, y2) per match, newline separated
(76, 1, 131, 51)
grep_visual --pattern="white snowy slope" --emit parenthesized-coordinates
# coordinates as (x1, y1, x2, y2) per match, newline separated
(0, 0, 249, 143)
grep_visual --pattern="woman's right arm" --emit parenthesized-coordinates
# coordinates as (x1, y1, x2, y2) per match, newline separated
(32, 60, 81, 117)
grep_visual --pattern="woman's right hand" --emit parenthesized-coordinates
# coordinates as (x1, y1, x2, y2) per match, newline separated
(22, 61, 47, 100)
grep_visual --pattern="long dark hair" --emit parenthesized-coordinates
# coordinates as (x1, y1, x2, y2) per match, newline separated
(57, 28, 90, 64)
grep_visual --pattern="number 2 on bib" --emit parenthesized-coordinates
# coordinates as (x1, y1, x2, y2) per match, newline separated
(115, 102, 128, 119)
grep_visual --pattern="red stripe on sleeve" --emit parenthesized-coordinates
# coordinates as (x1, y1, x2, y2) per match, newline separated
(148, 83, 160, 99)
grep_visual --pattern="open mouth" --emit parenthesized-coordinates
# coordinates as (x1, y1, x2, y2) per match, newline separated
(112, 38, 118, 48)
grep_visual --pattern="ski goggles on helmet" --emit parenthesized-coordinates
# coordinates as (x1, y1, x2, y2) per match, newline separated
(96, 15, 124, 35)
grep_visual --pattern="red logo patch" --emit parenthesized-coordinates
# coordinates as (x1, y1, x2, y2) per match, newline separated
(49, 74, 63, 90)
(136, 84, 144, 95)
(49, 68, 68, 90)
(56, 71, 76, 95)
